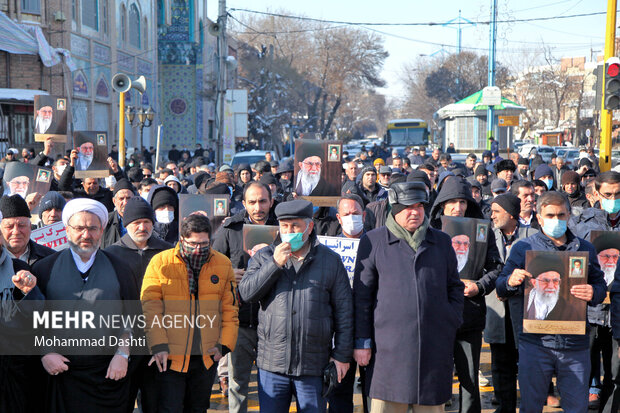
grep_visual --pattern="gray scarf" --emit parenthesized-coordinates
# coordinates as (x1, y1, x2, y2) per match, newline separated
(385, 213, 429, 252)
(0, 247, 18, 321)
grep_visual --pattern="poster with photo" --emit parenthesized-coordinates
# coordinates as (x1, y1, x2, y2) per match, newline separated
(440, 216, 489, 281)
(294, 139, 342, 206)
(3, 162, 52, 199)
(34, 95, 68, 142)
(73, 131, 110, 178)
(179, 194, 229, 234)
(242, 224, 279, 258)
(523, 250, 588, 335)
(590, 231, 620, 304)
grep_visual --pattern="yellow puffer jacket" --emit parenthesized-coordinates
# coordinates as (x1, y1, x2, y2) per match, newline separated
(141, 244, 239, 372)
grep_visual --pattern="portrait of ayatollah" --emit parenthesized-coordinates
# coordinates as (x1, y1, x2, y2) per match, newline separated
(294, 140, 340, 197)
(590, 230, 620, 286)
(451, 234, 471, 273)
(3, 162, 35, 198)
(34, 95, 67, 136)
(73, 131, 109, 172)
(524, 252, 584, 322)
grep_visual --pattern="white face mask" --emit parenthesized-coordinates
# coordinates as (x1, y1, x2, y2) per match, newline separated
(155, 209, 174, 224)
(56, 164, 67, 176)
(341, 214, 364, 236)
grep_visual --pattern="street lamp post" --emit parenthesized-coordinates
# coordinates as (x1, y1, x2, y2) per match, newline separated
(125, 105, 156, 153)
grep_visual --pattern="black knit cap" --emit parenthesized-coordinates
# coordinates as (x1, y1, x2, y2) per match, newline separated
(518, 157, 529, 166)
(406, 169, 431, 190)
(491, 193, 521, 220)
(0, 194, 31, 218)
(113, 178, 136, 196)
(123, 196, 155, 225)
(151, 186, 178, 211)
(474, 165, 487, 177)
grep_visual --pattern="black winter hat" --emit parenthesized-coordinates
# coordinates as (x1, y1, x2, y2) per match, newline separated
(123, 196, 155, 225)
(518, 157, 529, 166)
(113, 178, 136, 196)
(0, 194, 31, 218)
(275, 200, 314, 220)
(151, 186, 178, 211)
(474, 165, 487, 177)
(406, 169, 431, 190)
(491, 193, 521, 220)
(495, 159, 516, 173)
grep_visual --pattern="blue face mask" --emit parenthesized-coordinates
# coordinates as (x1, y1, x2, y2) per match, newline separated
(542, 218, 567, 238)
(281, 225, 308, 252)
(601, 198, 620, 215)
(543, 178, 554, 190)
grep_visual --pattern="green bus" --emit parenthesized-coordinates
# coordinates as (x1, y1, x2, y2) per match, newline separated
(385, 119, 430, 149)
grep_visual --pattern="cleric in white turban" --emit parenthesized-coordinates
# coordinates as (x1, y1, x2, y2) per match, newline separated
(32, 197, 139, 413)
(62, 198, 109, 229)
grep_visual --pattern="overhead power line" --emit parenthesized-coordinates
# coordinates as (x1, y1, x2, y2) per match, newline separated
(228, 8, 607, 27)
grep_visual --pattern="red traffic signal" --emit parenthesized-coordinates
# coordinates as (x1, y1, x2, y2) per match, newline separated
(605, 57, 620, 110)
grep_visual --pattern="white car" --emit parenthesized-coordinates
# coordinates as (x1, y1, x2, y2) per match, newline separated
(231, 150, 279, 167)
(519, 144, 555, 163)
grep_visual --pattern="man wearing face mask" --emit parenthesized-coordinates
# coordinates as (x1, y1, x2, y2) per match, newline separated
(105, 197, 172, 413)
(239, 200, 353, 413)
(515, 157, 530, 181)
(496, 191, 606, 412)
(141, 214, 239, 412)
(569, 171, 620, 410)
(147, 185, 179, 244)
(534, 164, 556, 192)
(212, 182, 277, 413)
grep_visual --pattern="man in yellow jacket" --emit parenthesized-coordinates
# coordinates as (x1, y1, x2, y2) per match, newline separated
(141, 214, 239, 411)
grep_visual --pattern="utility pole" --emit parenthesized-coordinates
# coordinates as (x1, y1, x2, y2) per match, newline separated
(487, 0, 498, 149)
(216, 0, 228, 165)
(600, 0, 616, 172)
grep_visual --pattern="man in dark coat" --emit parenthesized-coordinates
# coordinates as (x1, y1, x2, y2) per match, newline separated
(496, 191, 606, 412)
(485, 193, 538, 413)
(102, 179, 135, 248)
(354, 181, 464, 409)
(104, 196, 172, 413)
(560, 170, 589, 213)
(429, 177, 502, 413)
(212, 182, 278, 413)
(0, 195, 55, 266)
(511, 180, 541, 230)
(239, 200, 353, 412)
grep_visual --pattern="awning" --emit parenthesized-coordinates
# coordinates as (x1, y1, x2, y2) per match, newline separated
(0, 88, 48, 103)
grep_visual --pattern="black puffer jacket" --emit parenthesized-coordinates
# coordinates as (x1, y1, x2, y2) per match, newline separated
(239, 233, 353, 376)
(212, 210, 278, 328)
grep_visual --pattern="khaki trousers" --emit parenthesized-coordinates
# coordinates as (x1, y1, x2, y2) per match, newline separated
(370, 398, 444, 413)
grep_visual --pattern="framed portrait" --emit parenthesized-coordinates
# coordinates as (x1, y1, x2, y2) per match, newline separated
(327, 144, 341, 162)
(179, 194, 229, 233)
(590, 230, 620, 303)
(440, 216, 489, 281)
(242, 224, 279, 258)
(3, 163, 52, 200)
(213, 198, 228, 216)
(34, 95, 68, 142)
(294, 139, 343, 206)
(523, 250, 588, 335)
(74, 131, 110, 179)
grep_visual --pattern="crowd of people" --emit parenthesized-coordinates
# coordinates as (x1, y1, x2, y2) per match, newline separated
(0, 137, 619, 413)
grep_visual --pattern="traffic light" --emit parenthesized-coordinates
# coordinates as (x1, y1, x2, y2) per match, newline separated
(604, 57, 620, 110)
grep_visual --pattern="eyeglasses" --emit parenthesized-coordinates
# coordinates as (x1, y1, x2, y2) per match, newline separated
(598, 191, 620, 200)
(537, 278, 561, 285)
(183, 240, 210, 248)
(68, 225, 101, 234)
(599, 254, 620, 261)
(452, 240, 470, 248)
(303, 161, 322, 169)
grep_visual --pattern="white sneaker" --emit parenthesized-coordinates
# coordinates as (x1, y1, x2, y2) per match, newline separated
(478, 370, 489, 386)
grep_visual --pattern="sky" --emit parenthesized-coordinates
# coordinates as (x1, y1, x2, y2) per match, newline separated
(207, 0, 609, 101)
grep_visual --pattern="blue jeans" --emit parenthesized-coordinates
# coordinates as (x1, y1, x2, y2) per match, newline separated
(518, 340, 589, 413)
(258, 369, 326, 413)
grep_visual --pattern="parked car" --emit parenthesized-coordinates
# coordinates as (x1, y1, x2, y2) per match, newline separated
(231, 150, 279, 167)
(519, 144, 555, 163)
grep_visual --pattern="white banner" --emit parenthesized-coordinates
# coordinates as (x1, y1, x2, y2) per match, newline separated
(318, 236, 360, 284)
(30, 221, 69, 251)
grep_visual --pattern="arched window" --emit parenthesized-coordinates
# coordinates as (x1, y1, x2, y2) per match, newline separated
(129, 4, 141, 48)
(142, 17, 148, 49)
(120, 5, 127, 42)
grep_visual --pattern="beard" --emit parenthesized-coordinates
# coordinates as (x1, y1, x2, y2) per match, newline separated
(603, 266, 616, 285)
(456, 250, 469, 272)
(296, 169, 321, 196)
(78, 153, 94, 169)
(10, 187, 28, 199)
(129, 229, 152, 244)
(35, 117, 52, 133)
(69, 238, 100, 256)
